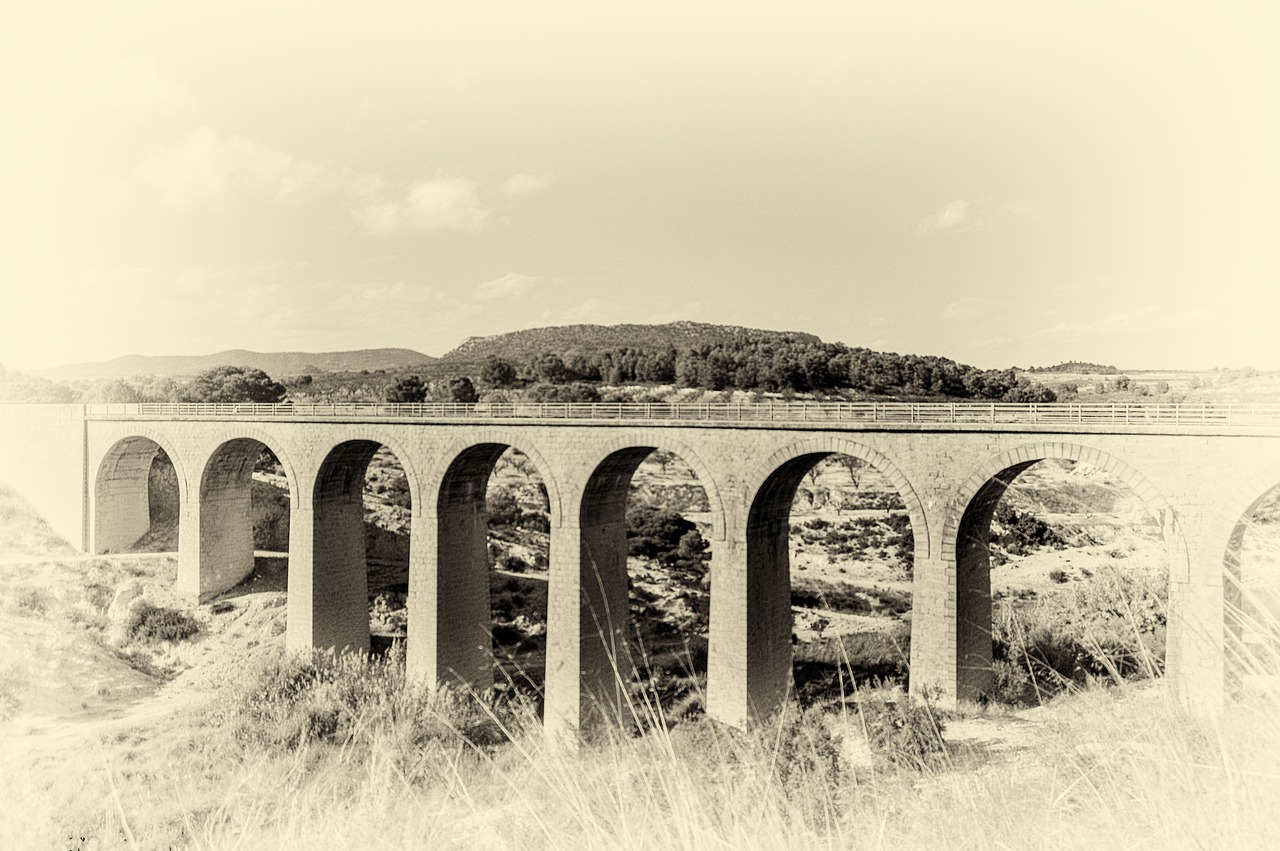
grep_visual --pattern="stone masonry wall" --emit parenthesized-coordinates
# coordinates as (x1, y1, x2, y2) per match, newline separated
(58, 414, 1280, 730)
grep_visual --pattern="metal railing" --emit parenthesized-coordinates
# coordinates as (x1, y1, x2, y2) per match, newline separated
(80, 401, 1280, 427)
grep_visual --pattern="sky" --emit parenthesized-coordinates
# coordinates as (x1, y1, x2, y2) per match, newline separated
(2, 1, 1276, 372)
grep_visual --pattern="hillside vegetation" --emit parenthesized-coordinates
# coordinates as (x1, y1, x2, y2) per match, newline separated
(9, 322, 1279, 406)
(442, 321, 820, 368)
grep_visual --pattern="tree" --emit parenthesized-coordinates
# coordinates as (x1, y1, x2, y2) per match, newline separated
(443, 376, 478, 403)
(480, 356, 518, 388)
(385, 375, 427, 403)
(531, 353, 573, 383)
(626, 504, 710, 574)
(1002, 379, 1057, 403)
(524, 381, 600, 402)
(182, 366, 286, 403)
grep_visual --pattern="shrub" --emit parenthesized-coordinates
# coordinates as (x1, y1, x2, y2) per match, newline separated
(13, 588, 51, 616)
(222, 649, 516, 753)
(792, 628, 911, 704)
(125, 602, 200, 643)
(524, 381, 600, 402)
(626, 504, 710, 574)
(766, 706, 844, 789)
(384, 473, 412, 508)
(1049, 569, 1069, 584)
(989, 565, 1167, 706)
(992, 504, 1064, 556)
(851, 689, 947, 769)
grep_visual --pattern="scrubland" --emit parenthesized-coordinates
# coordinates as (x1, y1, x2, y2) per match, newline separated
(2, 453, 1279, 849)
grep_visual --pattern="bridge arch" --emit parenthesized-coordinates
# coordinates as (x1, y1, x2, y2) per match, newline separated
(718, 437, 926, 722)
(420, 430, 562, 527)
(741, 437, 928, 558)
(572, 432, 726, 541)
(193, 432, 299, 601)
(410, 431, 561, 695)
(307, 427, 424, 512)
(298, 431, 423, 656)
(200, 427, 300, 504)
(936, 441, 1179, 704)
(92, 430, 188, 554)
(557, 433, 726, 724)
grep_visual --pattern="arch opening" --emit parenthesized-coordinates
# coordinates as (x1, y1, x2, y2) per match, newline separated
(954, 457, 1170, 705)
(748, 453, 916, 715)
(94, 437, 179, 554)
(788, 456, 914, 704)
(432, 444, 550, 701)
(308, 440, 414, 656)
(578, 447, 713, 725)
(198, 439, 292, 602)
(1224, 484, 1280, 697)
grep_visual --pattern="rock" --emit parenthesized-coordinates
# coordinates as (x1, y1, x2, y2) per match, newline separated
(106, 581, 143, 622)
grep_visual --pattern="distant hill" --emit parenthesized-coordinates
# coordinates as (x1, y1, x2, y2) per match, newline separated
(1027, 362, 1119, 375)
(37, 348, 436, 380)
(440, 321, 821, 369)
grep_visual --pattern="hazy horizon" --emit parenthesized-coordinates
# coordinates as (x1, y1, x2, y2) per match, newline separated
(12, 321, 1266, 376)
(3, 2, 1276, 372)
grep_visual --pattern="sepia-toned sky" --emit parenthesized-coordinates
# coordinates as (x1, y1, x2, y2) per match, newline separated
(2, 2, 1276, 371)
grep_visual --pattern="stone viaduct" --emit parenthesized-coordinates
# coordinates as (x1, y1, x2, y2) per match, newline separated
(1, 401, 1278, 735)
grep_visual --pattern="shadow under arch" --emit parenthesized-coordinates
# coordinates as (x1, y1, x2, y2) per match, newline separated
(571, 432, 727, 543)
(415, 433, 559, 695)
(730, 436, 928, 721)
(303, 436, 419, 656)
(567, 436, 725, 724)
(420, 430, 562, 527)
(194, 434, 299, 601)
(93, 431, 187, 555)
(941, 442, 1180, 703)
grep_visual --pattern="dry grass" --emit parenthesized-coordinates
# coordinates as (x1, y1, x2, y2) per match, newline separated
(4, 645, 1278, 851)
(3, 482, 1280, 850)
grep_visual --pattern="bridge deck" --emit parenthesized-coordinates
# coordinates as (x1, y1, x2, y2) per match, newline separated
(82, 401, 1280, 433)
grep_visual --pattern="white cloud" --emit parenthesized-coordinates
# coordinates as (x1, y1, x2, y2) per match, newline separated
(133, 126, 323, 208)
(355, 177, 490, 234)
(502, 173, 555, 196)
(474, 272, 538, 300)
(918, 200, 979, 234)
(82, 56, 191, 112)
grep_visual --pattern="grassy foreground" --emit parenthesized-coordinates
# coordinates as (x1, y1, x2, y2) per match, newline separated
(1, 477, 1278, 850)
(3, 648, 1279, 850)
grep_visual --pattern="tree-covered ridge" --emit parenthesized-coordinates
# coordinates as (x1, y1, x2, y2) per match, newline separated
(483, 341, 1058, 401)
(1027, 362, 1119, 375)
(442, 321, 821, 368)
